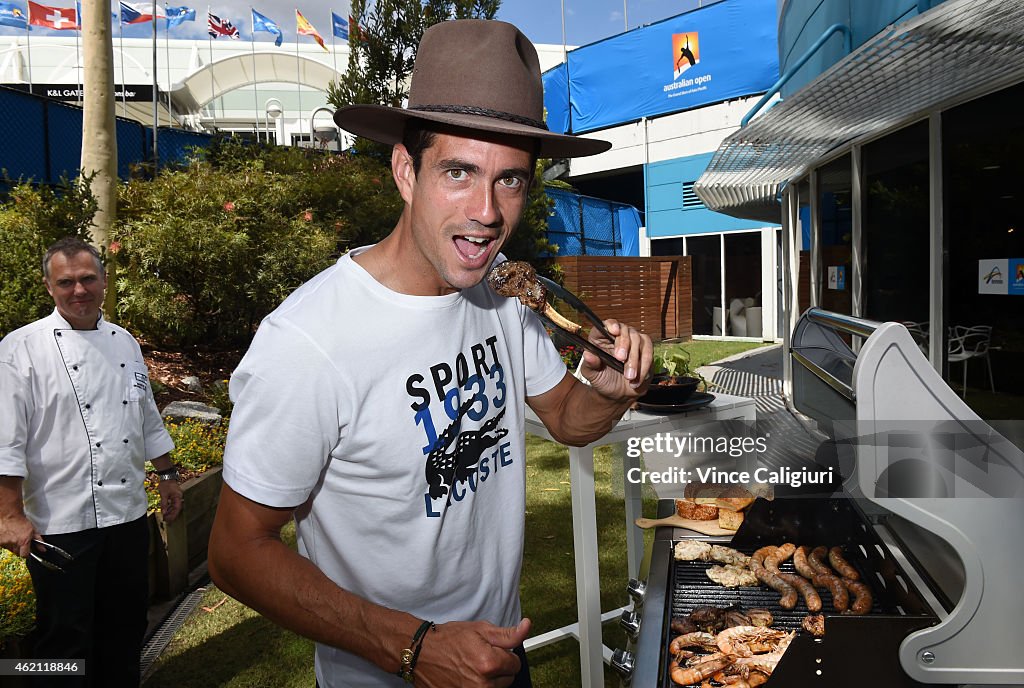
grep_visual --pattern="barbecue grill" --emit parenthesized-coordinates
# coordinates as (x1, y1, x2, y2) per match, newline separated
(611, 309, 1024, 687)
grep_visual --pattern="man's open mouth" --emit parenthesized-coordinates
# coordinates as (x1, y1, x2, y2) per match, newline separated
(453, 235, 494, 261)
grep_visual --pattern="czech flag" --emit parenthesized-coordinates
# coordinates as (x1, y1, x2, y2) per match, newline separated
(119, 2, 165, 24)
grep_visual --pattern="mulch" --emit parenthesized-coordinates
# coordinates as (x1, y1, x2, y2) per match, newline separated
(141, 345, 243, 409)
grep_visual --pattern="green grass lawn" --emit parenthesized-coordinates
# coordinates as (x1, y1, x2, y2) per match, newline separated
(142, 340, 767, 687)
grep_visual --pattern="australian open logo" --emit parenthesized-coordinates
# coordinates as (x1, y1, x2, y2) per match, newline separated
(983, 266, 1003, 285)
(673, 32, 700, 79)
(664, 31, 711, 95)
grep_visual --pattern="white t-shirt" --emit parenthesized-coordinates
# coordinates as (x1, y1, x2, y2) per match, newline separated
(223, 248, 566, 687)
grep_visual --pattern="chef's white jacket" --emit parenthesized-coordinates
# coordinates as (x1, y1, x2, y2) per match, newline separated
(0, 310, 174, 534)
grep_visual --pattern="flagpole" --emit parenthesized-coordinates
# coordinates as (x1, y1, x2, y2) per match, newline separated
(295, 8, 302, 146)
(118, 10, 127, 117)
(24, 19, 33, 96)
(164, 3, 172, 127)
(151, 0, 158, 168)
(75, 17, 82, 105)
(330, 7, 336, 76)
(207, 5, 216, 130)
(250, 7, 259, 143)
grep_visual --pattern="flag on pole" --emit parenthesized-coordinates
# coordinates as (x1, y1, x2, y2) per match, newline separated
(330, 11, 346, 40)
(296, 9, 327, 52)
(252, 8, 282, 47)
(0, 2, 27, 28)
(27, 0, 77, 29)
(165, 5, 194, 27)
(119, 2, 164, 24)
(207, 10, 238, 39)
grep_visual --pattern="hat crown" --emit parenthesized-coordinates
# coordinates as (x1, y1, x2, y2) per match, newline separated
(407, 20, 544, 127)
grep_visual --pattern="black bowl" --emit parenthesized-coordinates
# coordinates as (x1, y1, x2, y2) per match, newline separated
(638, 374, 700, 405)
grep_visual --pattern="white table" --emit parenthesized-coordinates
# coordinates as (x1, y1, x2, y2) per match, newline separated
(522, 394, 757, 687)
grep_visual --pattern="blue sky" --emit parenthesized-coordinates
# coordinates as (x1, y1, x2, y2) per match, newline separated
(1, 0, 707, 47)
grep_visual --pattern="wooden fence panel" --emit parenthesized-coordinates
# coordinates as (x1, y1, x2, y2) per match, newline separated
(554, 256, 692, 341)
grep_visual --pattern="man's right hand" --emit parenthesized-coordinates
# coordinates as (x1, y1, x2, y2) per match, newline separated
(0, 476, 40, 558)
(415, 618, 532, 688)
(0, 512, 40, 559)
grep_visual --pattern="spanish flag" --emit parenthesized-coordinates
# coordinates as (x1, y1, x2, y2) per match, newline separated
(296, 9, 327, 52)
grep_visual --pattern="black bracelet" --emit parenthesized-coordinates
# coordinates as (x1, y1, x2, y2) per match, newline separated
(156, 466, 180, 482)
(397, 620, 435, 683)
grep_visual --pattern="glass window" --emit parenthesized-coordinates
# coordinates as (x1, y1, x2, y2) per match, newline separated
(687, 235, 722, 336)
(863, 121, 930, 325)
(724, 232, 762, 338)
(943, 82, 1024, 406)
(818, 154, 852, 314)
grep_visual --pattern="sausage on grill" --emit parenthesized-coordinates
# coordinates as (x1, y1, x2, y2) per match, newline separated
(842, 579, 873, 615)
(793, 545, 817, 579)
(751, 546, 798, 610)
(829, 546, 860, 581)
(779, 572, 822, 612)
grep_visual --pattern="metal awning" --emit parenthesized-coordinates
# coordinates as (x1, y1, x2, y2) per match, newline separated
(694, 0, 1024, 222)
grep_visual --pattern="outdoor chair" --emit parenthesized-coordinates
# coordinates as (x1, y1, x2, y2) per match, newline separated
(901, 321, 929, 355)
(946, 325, 995, 398)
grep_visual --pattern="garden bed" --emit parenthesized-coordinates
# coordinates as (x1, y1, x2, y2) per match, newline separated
(148, 466, 224, 601)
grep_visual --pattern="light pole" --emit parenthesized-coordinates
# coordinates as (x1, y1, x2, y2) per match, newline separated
(310, 106, 339, 151)
(265, 97, 283, 145)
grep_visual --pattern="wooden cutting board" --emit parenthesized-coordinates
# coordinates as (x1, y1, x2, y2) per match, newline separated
(634, 514, 735, 536)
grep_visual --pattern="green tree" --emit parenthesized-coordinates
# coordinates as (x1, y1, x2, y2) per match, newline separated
(79, 0, 119, 318)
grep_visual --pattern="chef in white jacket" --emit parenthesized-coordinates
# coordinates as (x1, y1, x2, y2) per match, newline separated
(0, 236, 182, 688)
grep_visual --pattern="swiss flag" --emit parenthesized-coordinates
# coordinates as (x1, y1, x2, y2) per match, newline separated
(28, 1, 78, 30)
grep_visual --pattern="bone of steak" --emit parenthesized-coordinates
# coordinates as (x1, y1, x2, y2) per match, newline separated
(487, 261, 583, 334)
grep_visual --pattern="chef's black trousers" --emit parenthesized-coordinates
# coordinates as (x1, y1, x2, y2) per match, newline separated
(25, 516, 150, 688)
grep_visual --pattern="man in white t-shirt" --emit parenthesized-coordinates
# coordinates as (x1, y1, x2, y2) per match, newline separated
(209, 19, 653, 688)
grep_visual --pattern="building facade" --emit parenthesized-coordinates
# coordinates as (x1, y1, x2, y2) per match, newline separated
(697, 0, 1024, 407)
(543, 0, 783, 341)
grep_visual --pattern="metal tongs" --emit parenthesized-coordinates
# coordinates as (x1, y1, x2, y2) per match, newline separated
(30, 538, 74, 573)
(535, 275, 625, 374)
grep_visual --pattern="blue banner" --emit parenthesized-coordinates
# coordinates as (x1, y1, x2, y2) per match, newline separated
(546, 0, 778, 134)
(541, 63, 570, 135)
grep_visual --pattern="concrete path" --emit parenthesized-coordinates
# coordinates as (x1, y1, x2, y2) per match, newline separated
(697, 344, 827, 472)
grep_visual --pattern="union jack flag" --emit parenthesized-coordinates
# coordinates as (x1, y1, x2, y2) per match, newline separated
(207, 11, 239, 39)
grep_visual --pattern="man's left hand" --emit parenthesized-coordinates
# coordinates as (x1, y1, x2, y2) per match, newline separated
(157, 480, 184, 523)
(578, 318, 653, 400)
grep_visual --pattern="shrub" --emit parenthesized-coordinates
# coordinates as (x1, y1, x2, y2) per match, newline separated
(0, 549, 35, 640)
(144, 418, 228, 511)
(0, 179, 97, 338)
(114, 144, 402, 348)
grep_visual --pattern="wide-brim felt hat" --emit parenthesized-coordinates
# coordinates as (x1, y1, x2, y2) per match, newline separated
(333, 19, 611, 158)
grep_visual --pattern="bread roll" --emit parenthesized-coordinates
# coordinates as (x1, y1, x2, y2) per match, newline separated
(718, 509, 745, 531)
(675, 498, 719, 521)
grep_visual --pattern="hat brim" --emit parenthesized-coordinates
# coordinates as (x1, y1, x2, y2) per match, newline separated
(334, 104, 611, 158)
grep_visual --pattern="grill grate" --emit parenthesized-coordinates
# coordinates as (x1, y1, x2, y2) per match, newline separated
(670, 546, 884, 630)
